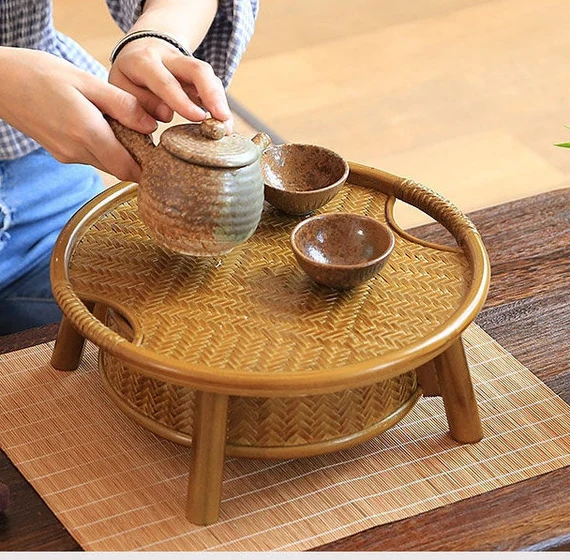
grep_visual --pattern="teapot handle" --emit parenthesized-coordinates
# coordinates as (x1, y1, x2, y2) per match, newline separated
(106, 116, 155, 167)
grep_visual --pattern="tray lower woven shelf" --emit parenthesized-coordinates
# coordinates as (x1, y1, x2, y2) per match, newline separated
(101, 348, 419, 460)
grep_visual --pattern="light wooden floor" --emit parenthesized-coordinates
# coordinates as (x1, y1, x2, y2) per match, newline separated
(54, 0, 570, 227)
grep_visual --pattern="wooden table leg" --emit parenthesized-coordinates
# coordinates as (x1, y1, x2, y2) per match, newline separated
(50, 302, 97, 371)
(416, 361, 440, 397)
(186, 391, 229, 525)
(433, 336, 483, 444)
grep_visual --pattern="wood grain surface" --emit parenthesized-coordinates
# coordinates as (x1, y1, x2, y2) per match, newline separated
(1, 188, 568, 552)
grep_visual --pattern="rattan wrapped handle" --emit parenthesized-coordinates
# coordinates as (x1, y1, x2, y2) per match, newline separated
(347, 165, 481, 248)
(393, 178, 480, 248)
(52, 283, 126, 353)
(347, 164, 484, 252)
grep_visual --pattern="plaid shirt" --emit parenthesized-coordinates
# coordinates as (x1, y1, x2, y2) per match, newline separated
(0, 0, 258, 160)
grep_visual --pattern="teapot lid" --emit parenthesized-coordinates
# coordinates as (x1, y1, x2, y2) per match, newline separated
(161, 118, 260, 168)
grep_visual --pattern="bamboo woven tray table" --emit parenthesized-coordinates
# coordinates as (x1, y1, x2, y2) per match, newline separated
(49, 163, 490, 525)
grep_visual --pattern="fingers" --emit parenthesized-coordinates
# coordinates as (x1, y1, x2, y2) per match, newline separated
(72, 78, 152, 180)
(87, 135, 142, 183)
(88, 121, 142, 182)
(181, 82, 235, 134)
(119, 81, 173, 123)
(112, 47, 233, 130)
(2, 52, 144, 181)
(108, 67, 174, 122)
(84, 78, 158, 135)
(168, 56, 232, 124)
(66, 96, 142, 181)
(52, 133, 141, 183)
(129, 58, 209, 123)
(93, 146, 142, 182)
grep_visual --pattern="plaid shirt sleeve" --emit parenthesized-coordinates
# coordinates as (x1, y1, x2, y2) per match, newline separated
(0, 0, 259, 160)
(194, 0, 259, 88)
(105, 0, 145, 32)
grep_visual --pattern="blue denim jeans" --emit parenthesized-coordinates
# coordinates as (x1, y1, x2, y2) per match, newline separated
(0, 148, 104, 335)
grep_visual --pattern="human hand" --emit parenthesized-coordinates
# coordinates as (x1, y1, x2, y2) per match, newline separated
(0, 48, 158, 181)
(108, 38, 234, 132)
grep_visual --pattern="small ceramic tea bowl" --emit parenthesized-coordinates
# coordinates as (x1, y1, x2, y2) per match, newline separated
(261, 143, 349, 215)
(290, 213, 395, 289)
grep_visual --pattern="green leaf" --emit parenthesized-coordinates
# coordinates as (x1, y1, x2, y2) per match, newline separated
(555, 142, 570, 148)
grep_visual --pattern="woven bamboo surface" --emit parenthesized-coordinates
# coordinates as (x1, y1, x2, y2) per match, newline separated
(1, 323, 569, 552)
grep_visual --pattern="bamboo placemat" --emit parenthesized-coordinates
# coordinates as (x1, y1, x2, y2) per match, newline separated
(1, 323, 569, 552)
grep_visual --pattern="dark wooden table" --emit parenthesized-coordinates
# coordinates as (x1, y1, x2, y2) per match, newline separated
(1, 188, 569, 551)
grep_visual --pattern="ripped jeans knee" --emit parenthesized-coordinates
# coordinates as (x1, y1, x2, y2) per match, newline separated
(0, 195, 12, 250)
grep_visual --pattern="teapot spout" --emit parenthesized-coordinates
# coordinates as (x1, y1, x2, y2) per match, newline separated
(251, 131, 272, 153)
(106, 117, 155, 168)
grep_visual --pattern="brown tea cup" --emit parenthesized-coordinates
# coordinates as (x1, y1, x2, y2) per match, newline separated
(261, 143, 349, 215)
(290, 213, 395, 289)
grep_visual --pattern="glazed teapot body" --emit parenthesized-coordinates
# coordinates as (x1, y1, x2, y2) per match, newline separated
(109, 118, 271, 256)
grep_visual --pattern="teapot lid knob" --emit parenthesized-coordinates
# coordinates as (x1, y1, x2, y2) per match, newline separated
(199, 118, 226, 140)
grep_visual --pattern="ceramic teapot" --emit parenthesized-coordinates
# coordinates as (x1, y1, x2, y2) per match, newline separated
(108, 117, 272, 256)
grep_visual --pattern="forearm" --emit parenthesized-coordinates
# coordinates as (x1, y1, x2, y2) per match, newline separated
(0, 47, 19, 120)
(130, 0, 219, 53)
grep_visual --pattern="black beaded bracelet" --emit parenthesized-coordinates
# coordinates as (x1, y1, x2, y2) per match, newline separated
(109, 30, 192, 63)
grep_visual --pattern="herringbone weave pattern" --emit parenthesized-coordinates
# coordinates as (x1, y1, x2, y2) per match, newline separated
(69, 183, 470, 373)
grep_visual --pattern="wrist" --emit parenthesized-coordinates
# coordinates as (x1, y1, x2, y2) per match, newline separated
(110, 30, 192, 64)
